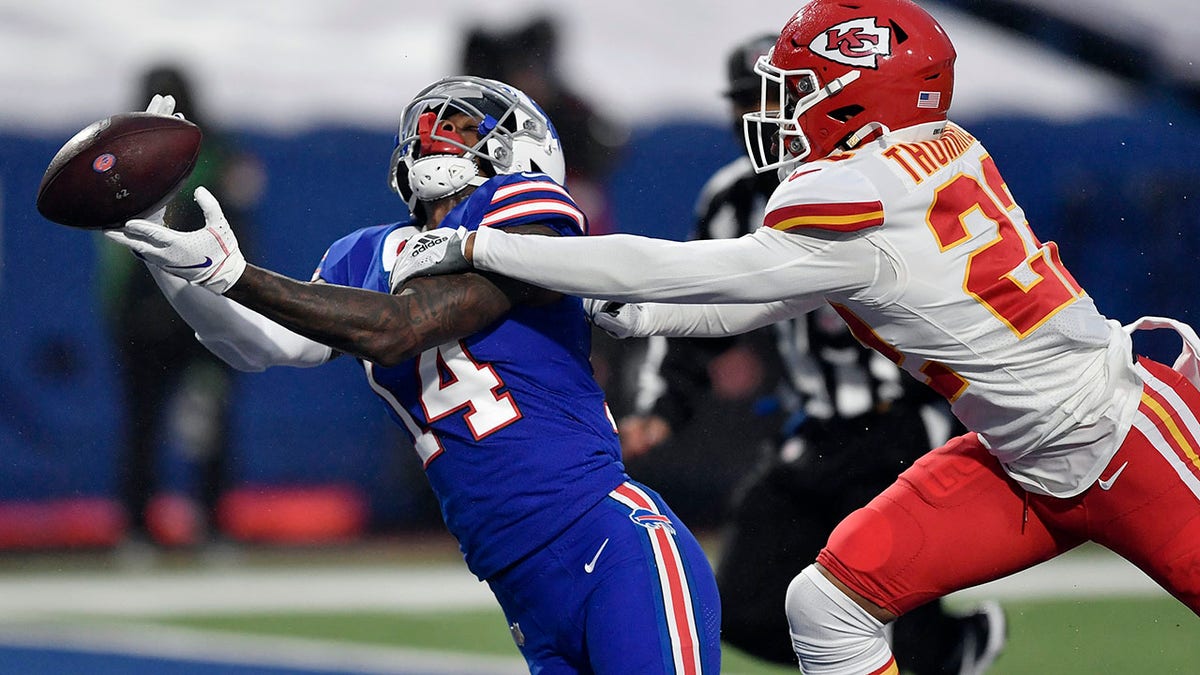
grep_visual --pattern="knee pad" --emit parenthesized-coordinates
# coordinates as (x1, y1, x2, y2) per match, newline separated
(785, 565, 896, 675)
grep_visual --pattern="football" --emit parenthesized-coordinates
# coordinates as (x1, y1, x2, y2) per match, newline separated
(35, 112, 202, 229)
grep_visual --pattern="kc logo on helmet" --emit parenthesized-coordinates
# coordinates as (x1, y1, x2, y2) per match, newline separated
(809, 18, 891, 69)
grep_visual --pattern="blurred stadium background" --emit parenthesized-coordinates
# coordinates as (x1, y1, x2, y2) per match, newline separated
(0, 0, 1197, 672)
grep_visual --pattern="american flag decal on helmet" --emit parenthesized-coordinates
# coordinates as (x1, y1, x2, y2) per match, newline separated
(917, 91, 941, 109)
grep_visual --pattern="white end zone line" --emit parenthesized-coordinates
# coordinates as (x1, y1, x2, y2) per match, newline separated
(0, 550, 1168, 622)
(0, 620, 527, 675)
(0, 549, 1170, 674)
(0, 565, 497, 618)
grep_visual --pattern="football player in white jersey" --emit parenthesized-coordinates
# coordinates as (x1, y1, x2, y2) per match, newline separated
(621, 31, 1004, 674)
(391, 0, 1200, 672)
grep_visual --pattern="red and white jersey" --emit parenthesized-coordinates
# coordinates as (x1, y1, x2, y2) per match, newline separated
(760, 121, 1144, 496)
(472, 121, 1145, 497)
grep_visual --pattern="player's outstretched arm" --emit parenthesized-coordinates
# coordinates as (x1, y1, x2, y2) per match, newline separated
(225, 265, 513, 367)
(106, 186, 246, 293)
(145, 264, 333, 372)
(467, 226, 856, 306)
(108, 186, 558, 367)
(223, 225, 563, 367)
(586, 297, 817, 339)
(105, 186, 332, 371)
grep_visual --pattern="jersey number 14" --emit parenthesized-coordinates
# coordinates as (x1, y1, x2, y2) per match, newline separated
(367, 341, 522, 465)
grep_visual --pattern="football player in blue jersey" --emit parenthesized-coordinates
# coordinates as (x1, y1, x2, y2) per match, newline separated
(105, 77, 721, 674)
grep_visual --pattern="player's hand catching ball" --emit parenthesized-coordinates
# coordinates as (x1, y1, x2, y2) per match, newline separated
(144, 93, 180, 118)
(389, 226, 473, 293)
(105, 186, 246, 294)
(105, 95, 182, 237)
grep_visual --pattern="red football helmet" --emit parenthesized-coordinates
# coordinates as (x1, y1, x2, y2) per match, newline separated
(744, 0, 956, 173)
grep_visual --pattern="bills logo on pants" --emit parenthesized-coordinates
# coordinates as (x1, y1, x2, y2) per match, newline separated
(629, 507, 677, 534)
(610, 482, 703, 675)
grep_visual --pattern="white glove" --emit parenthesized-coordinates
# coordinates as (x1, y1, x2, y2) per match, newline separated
(389, 226, 472, 293)
(105, 186, 247, 294)
(144, 93, 172, 115)
(583, 298, 644, 339)
(132, 93, 184, 226)
(144, 93, 178, 117)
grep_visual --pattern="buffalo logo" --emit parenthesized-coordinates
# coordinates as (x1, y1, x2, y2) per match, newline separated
(808, 18, 891, 69)
(629, 508, 676, 535)
(92, 153, 116, 173)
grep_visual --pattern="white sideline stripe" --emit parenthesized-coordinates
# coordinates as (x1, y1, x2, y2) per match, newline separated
(0, 551, 1167, 623)
(0, 621, 527, 675)
(0, 566, 496, 618)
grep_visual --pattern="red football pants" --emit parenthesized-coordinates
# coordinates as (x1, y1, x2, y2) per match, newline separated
(818, 358, 1200, 616)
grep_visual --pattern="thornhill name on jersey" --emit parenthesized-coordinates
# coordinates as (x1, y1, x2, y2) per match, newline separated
(882, 124, 976, 184)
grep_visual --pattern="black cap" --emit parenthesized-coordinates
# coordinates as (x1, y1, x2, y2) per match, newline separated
(723, 33, 778, 103)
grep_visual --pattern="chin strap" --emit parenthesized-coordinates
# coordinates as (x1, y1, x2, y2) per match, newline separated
(407, 155, 488, 202)
(843, 121, 891, 150)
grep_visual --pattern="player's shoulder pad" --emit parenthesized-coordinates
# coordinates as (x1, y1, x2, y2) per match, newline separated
(313, 220, 416, 284)
(477, 171, 571, 203)
(473, 172, 587, 236)
(764, 160, 885, 235)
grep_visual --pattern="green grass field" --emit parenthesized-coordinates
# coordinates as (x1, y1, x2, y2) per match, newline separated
(3, 542, 1196, 673)
(155, 595, 1199, 674)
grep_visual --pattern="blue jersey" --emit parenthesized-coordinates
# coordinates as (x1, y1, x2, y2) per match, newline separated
(314, 173, 627, 579)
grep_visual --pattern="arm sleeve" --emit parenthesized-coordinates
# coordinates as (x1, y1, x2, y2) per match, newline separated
(471, 226, 870, 305)
(631, 299, 819, 337)
(147, 264, 333, 372)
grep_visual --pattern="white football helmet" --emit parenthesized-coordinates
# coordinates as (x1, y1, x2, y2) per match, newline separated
(389, 76, 566, 210)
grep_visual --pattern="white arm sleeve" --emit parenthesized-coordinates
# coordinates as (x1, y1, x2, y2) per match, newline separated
(471, 226, 872, 304)
(146, 264, 333, 372)
(631, 298, 819, 338)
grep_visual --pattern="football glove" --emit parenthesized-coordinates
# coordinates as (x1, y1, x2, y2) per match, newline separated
(389, 226, 472, 293)
(583, 298, 643, 339)
(131, 93, 183, 227)
(105, 186, 247, 294)
(144, 93, 178, 117)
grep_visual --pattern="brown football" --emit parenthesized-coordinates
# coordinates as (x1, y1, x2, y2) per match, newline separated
(36, 112, 202, 229)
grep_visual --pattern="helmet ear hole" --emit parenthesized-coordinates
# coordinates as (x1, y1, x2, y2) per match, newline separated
(828, 104, 864, 122)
